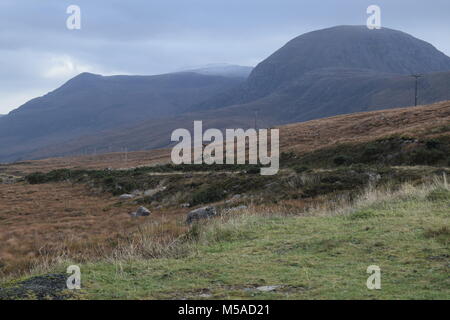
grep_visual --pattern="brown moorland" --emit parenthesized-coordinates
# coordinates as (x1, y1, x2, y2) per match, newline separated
(2, 100, 449, 176)
(0, 100, 449, 277)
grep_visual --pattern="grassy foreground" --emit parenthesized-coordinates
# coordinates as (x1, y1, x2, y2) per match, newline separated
(2, 182, 449, 300)
(71, 183, 449, 300)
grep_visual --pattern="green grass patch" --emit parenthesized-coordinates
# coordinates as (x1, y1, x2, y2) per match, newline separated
(29, 184, 449, 300)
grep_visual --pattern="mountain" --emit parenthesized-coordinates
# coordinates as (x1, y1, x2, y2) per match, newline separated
(181, 63, 253, 78)
(26, 69, 450, 160)
(195, 26, 450, 110)
(0, 72, 244, 162)
(2, 25, 450, 162)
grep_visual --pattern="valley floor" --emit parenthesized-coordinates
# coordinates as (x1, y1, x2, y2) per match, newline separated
(2, 182, 448, 300)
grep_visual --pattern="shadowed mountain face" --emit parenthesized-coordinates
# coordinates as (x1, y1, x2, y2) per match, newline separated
(0, 72, 244, 162)
(221, 68, 450, 124)
(2, 25, 450, 162)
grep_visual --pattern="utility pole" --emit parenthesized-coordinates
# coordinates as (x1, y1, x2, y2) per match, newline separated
(411, 74, 422, 106)
(254, 110, 258, 130)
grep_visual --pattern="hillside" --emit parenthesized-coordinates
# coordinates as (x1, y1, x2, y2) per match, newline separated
(192, 68, 450, 121)
(2, 100, 449, 176)
(14, 97, 450, 164)
(0, 72, 244, 163)
(0, 101, 449, 300)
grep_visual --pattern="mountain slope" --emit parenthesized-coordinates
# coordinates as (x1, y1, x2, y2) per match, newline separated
(0, 72, 244, 162)
(18, 98, 450, 162)
(211, 68, 450, 124)
(1, 100, 448, 175)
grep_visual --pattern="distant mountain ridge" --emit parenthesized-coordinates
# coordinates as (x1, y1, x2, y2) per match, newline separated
(0, 72, 245, 162)
(2, 25, 450, 162)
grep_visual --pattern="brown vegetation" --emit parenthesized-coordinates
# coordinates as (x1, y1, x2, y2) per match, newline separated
(0, 182, 188, 276)
(0, 101, 449, 278)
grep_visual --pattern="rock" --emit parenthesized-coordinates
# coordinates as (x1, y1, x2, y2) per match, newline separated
(0, 273, 72, 300)
(186, 206, 217, 224)
(130, 206, 151, 217)
(256, 285, 281, 292)
(119, 194, 134, 200)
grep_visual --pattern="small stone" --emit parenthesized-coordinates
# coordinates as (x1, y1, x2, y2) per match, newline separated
(119, 194, 134, 200)
(256, 285, 281, 292)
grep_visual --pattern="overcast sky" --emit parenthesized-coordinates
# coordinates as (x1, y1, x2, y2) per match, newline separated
(1, 0, 449, 114)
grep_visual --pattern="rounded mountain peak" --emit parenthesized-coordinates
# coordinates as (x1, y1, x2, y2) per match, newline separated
(247, 25, 450, 96)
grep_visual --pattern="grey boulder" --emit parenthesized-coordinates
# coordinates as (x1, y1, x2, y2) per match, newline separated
(186, 206, 217, 224)
(130, 206, 151, 217)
